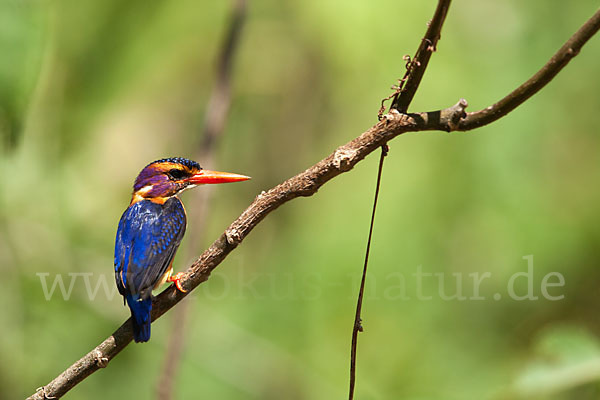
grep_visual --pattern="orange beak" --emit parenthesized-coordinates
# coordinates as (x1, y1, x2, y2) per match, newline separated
(185, 170, 251, 185)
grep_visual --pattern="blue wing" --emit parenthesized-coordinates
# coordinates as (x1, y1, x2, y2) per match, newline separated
(114, 197, 187, 300)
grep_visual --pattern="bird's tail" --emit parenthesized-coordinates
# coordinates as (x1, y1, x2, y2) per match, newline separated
(125, 294, 152, 342)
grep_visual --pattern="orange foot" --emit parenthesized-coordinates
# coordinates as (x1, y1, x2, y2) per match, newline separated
(167, 272, 188, 293)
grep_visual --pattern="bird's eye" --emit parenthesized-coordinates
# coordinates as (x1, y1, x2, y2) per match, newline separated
(167, 169, 186, 180)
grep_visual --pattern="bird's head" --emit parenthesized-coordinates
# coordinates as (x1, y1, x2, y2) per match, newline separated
(131, 157, 250, 204)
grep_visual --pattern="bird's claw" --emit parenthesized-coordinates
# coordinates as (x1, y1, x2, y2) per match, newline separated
(167, 272, 187, 293)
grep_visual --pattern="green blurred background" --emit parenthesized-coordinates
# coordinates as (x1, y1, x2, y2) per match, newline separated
(1, 0, 600, 399)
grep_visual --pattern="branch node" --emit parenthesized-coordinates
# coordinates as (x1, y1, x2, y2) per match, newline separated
(423, 38, 435, 52)
(94, 350, 109, 368)
(333, 147, 358, 171)
(382, 109, 402, 123)
(35, 386, 56, 400)
(225, 228, 242, 245)
(356, 317, 364, 332)
(442, 98, 469, 132)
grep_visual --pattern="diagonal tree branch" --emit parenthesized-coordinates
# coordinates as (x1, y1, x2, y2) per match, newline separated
(458, 7, 600, 130)
(28, 6, 600, 400)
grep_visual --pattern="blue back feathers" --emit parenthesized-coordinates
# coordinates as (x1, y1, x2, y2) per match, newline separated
(114, 197, 187, 342)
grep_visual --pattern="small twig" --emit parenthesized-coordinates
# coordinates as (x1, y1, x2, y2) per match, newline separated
(356, 1, 453, 396)
(348, 144, 388, 400)
(155, 1, 248, 399)
(389, 0, 452, 113)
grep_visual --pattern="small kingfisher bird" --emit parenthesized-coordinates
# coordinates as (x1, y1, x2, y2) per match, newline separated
(114, 157, 250, 342)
